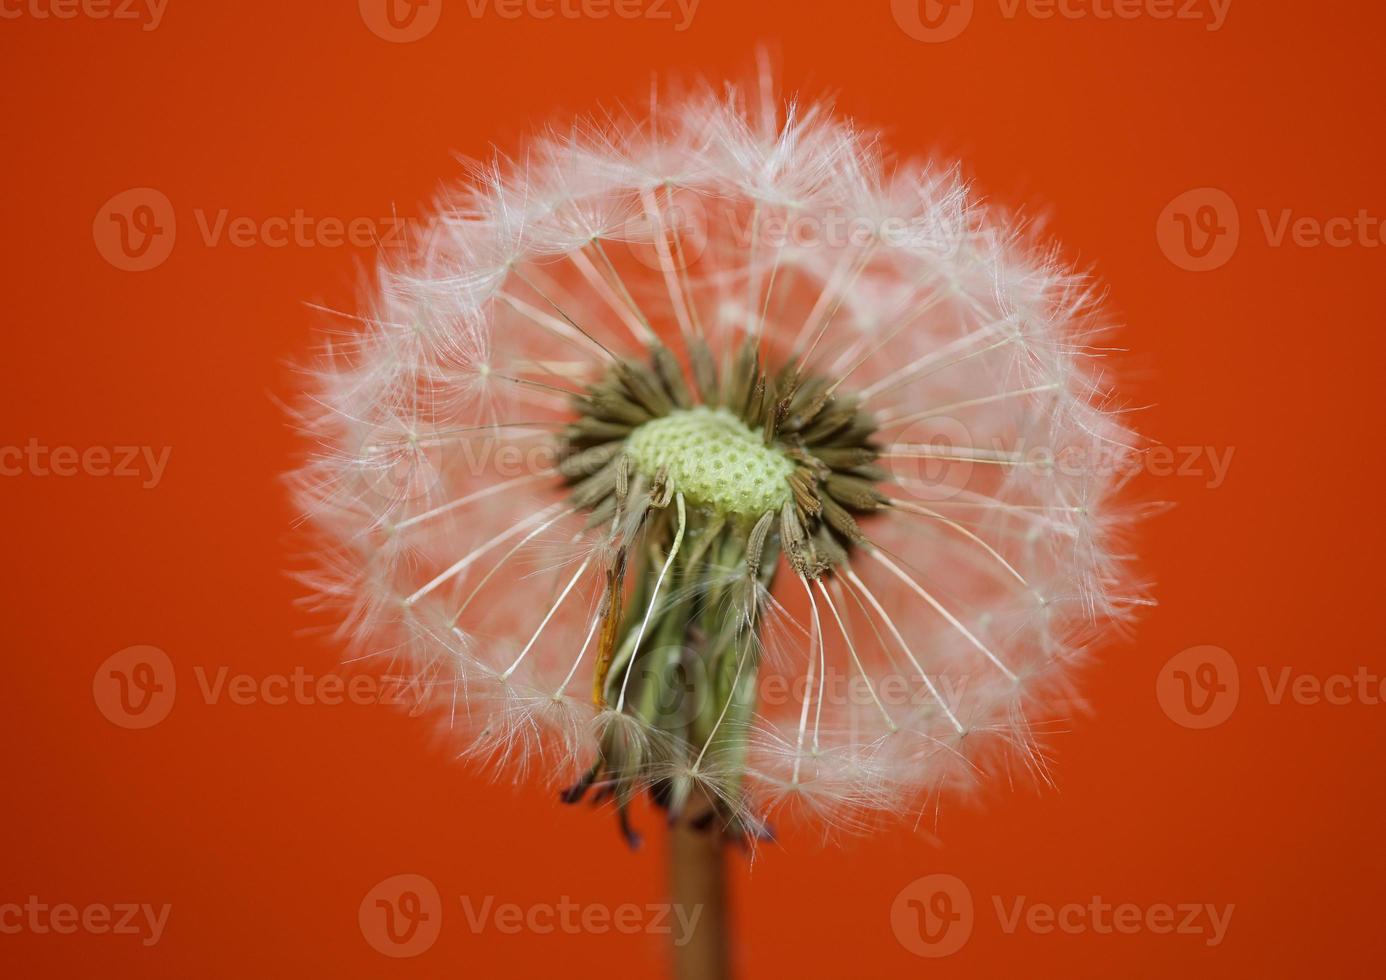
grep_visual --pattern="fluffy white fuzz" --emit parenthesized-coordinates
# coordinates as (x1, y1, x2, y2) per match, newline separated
(289, 74, 1145, 840)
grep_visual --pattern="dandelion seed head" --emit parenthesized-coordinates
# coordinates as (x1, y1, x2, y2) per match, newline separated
(289, 71, 1145, 845)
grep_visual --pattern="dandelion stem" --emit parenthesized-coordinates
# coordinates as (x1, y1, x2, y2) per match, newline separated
(668, 789, 732, 980)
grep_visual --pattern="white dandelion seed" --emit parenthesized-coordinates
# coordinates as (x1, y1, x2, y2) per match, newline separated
(289, 75, 1146, 860)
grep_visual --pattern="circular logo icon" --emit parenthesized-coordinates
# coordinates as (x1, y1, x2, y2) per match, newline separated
(93, 645, 176, 730)
(354, 423, 452, 510)
(1156, 188, 1239, 272)
(359, 873, 442, 958)
(888, 415, 978, 503)
(93, 188, 176, 272)
(359, 0, 442, 42)
(619, 189, 710, 276)
(891, 0, 975, 43)
(1157, 645, 1239, 729)
(891, 873, 974, 958)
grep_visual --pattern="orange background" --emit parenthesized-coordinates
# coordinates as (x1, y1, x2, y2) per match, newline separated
(3, 1, 1384, 976)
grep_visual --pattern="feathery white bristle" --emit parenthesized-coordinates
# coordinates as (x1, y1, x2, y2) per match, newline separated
(289, 73, 1144, 839)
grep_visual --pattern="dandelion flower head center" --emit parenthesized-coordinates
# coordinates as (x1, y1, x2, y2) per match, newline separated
(562, 340, 886, 580)
(625, 406, 794, 518)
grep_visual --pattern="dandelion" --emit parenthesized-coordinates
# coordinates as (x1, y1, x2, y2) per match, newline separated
(291, 70, 1143, 978)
